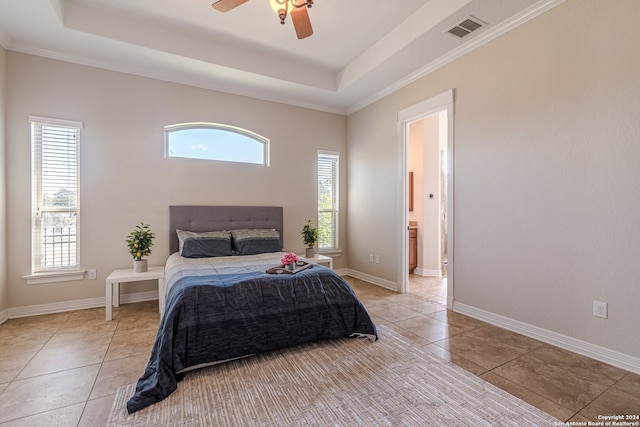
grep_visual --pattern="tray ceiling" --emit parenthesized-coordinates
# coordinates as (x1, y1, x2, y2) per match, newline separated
(0, 0, 560, 113)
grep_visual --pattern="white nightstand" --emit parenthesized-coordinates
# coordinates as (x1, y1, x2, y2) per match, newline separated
(302, 253, 333, 270)
(105, 266, 165, 321)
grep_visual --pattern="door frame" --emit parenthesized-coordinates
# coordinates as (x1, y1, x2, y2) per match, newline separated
(397, 89, 455, 309)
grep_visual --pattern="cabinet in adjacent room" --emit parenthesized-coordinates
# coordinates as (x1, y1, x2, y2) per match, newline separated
(409, 227, 417, 273)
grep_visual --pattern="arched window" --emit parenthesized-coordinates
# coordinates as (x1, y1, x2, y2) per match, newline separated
(165, 123, 269, 166)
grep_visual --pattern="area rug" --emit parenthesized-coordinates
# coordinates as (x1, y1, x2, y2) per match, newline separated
(107, 326, 559, 426)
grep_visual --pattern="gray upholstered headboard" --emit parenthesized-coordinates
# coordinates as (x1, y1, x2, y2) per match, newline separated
(169, 206, 284, 254)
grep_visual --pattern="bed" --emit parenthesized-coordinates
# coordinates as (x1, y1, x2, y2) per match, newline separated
(126, 206, 377, 413)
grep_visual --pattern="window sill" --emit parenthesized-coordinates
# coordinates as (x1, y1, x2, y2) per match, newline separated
(24, 270, 86, 285)
(317, 249, 342, 257)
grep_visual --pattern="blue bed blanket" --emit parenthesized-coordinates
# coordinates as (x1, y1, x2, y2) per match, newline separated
(126, 252, 377, 413)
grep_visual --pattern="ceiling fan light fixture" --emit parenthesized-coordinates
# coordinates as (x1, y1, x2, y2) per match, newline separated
(269, 0, 313, 24)
(269, 0, 289, 24)
(212, 0, 314, 39)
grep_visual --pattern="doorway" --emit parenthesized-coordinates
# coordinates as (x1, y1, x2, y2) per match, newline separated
(408, 112, 448, 277)
(398, 90, 454, 310)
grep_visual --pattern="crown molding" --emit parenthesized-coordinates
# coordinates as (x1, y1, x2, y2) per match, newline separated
(6, 42, 348, 116)
(346, 0, 566, 115)
(2, 0, 565, 116)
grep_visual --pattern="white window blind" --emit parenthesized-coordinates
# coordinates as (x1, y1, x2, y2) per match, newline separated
(317, 151, 339, 250)
(30, 116, 82, 272)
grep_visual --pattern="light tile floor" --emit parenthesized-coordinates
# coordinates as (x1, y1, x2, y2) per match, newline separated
(0, 275, 637, 425)
(352, 275, 640, 424)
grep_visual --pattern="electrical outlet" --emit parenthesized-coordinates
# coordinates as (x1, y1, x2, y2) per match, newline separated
(375, 255, 380, 264)
(88, 269, 97, 280)
(369, 254, 374, 263)
(593, 300, 607, 319)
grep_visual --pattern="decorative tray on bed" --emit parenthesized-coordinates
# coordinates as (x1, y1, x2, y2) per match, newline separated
(266, 260, 313, 275)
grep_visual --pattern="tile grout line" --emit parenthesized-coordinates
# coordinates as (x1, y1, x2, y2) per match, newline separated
(481, 369, 577, 422)
(569, 372, 636, 421)
(77, 316, 119, 427)
(7, 323, 62, 387)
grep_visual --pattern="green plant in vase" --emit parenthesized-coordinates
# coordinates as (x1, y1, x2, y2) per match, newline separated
(126, 222, 155, 272)
(301, 220, 318, 258)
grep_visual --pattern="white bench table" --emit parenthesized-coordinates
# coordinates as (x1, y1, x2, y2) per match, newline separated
(105, 266, 165, 321)
(302, 253, 333, 270)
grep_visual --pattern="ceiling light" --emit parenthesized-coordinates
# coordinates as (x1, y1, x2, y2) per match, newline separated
(269, 0, 313, 24)
(212, 0, 314, 39)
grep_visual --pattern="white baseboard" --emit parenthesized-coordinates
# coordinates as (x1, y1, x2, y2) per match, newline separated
(4, 268, 388, 320)
(6, 291, 159, 319)
(414, 268, 443, 277)
(454, 302, 640, 375)
(447, 295, 454, 311)
(334, 268, 349, 277)
(11, 283, 635, 376)
(345, 269, 398, 292)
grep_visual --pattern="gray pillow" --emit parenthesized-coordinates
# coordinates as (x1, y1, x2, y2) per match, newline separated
(176, 229, 232, 258)
(231, 229, 281, 255)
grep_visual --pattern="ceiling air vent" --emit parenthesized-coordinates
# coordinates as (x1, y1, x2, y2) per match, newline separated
(447, 16, 485, 38)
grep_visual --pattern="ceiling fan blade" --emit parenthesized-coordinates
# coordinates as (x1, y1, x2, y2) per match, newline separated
(211, 0, 249, 12)
(291, 6, 313, 39)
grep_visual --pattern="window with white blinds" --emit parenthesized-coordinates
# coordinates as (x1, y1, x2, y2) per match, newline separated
(30, 116, 82, 273)
(317, 151, 339, 250)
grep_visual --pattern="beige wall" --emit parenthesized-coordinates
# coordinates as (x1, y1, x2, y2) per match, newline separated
(347, 0, 640, 358)
(0, 45, 7, 315)
(5, 52, 347, 308)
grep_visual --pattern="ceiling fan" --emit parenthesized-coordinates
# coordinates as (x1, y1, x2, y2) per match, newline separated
(212, 0, 314, 39)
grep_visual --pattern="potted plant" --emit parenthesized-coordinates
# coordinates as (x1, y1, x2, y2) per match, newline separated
(126, 222, 155, 273)
(301, 219, 318, 258)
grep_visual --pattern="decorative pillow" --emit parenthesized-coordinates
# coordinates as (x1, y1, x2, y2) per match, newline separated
(231, 228, 282, 255)
(176, 229, 232, 258)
